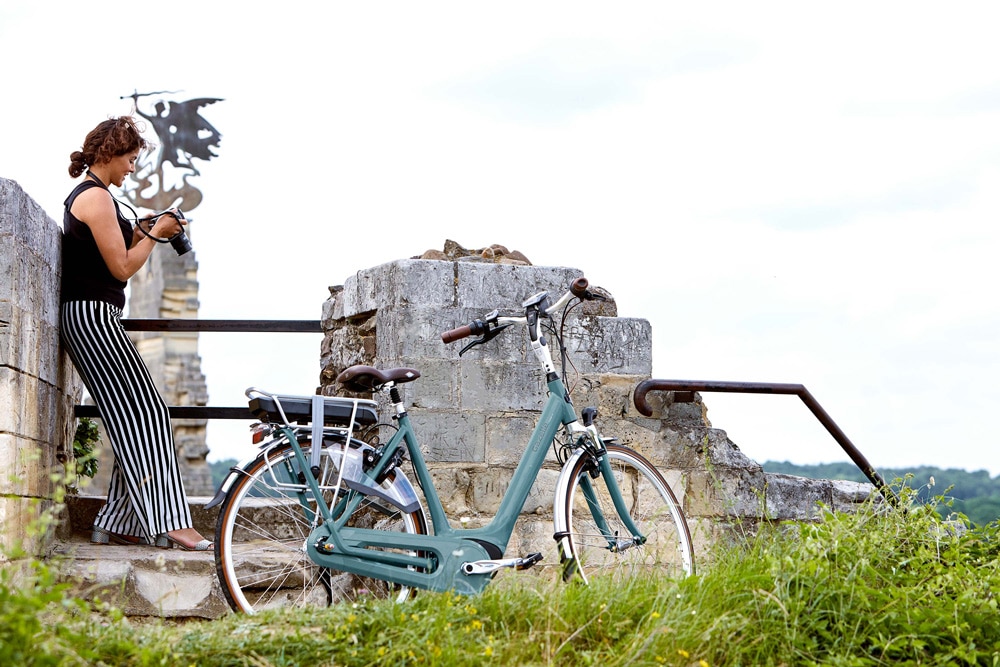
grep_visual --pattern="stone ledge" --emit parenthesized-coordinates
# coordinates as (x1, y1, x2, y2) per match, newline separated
(49, 537, 229, 619)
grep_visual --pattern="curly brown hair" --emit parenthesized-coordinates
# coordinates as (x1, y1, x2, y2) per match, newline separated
(68, 116, 148, 178)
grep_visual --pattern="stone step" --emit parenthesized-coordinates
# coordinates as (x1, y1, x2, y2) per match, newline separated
(51, 494, 229, 619)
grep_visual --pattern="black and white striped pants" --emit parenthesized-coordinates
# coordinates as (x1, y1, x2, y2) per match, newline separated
(60, 300, 192, 540)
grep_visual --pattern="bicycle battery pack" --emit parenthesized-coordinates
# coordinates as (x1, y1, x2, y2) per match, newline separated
(249, 394, 379, 427)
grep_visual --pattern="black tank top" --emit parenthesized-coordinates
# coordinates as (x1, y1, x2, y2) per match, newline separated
(61, 179, 133, 309)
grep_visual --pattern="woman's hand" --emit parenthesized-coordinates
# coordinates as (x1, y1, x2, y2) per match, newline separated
(148, 209, 186, 239)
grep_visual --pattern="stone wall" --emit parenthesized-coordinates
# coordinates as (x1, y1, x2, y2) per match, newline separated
(0, 177, 81, 557)
(319, 259, 873, 565)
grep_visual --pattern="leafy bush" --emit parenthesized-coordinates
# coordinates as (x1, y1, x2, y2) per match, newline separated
(72, 417, 100, 479)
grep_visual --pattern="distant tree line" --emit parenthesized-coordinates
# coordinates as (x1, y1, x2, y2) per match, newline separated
(764, 461, 1000, 526)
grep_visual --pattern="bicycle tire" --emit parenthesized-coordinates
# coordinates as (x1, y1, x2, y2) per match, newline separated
(215, 437, 428, 613)
(560, 443, 694, 583)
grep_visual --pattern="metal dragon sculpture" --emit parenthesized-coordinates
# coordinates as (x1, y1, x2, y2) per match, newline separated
(121, 90, 223, 213)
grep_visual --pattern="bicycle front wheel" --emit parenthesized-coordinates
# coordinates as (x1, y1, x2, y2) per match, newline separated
(560, 443, 693, 583)
(215, 438, 427, 613)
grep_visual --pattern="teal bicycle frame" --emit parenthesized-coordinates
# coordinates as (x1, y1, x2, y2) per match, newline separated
(279, 283, 647, 595)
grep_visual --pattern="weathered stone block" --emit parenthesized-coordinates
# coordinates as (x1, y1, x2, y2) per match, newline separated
(460, 359, 547, 413)
(402, 358, 459, 410)
(561, 317, 652, 376)
(830, 478, 875, 512)
(0, 495, 54, 554)
(319, 319, 376, 383)
(376, 306, 457, 363)
(407, 409, 486, 462)
(468, 467, 560, 516)
(685, 467, 768, 519)
(506, 517, 558, 564)
(0, 366, 62, 442)
(133, 566, 218, 615)
(763, 473, 834, 520)
(565, 373, 643, 421)
(0, 434, 52, 496)
(321, 285, 345, 324)
(454, 262, 583, 311)
(485, 413, 556, 466)
(428, 466, 476, 517)
(53, 543, 229, 619)
(0, 178, 59, 263)
(649, 426, 761, 472)
(0, 304, 62, 386)
(343, 260, 456, 317)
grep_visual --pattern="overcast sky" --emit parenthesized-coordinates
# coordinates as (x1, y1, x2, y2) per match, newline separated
(2, 2, 998, 475)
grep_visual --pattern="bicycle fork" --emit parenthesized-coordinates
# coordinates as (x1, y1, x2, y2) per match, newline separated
(552, 445, 647, 582)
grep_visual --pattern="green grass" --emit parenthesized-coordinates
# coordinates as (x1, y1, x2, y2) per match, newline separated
(6, 484, 1000, 666)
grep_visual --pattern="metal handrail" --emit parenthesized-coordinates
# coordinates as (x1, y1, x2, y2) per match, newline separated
(633, 378, 898, 505)
(121, 319, 320, 333)
(73, 319, 321, 421)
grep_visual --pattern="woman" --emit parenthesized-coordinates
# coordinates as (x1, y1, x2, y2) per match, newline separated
(61, 116, 211, 551)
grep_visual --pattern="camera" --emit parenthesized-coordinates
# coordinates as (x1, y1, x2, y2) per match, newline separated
(167, 209, 193, 256)
(143, 209, 193, 256)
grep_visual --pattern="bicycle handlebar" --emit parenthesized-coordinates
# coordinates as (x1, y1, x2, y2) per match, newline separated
(441, 276, 590, 344)
(441, 320, 485, 344)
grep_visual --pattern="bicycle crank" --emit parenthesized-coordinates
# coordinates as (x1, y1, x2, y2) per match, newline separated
(461, 552, 543, 575)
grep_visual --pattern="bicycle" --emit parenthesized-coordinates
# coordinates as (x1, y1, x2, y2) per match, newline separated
(208, 276, 694, 613)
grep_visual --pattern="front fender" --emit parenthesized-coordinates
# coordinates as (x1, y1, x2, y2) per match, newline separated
(552, 448, 589, 542)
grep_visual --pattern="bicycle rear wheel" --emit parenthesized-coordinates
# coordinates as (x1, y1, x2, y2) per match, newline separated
(215, 438, 427, 613)
(560, 443, 693, 583)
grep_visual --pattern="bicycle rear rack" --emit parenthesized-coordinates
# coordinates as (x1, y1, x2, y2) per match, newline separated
(633, 379, 898, 506)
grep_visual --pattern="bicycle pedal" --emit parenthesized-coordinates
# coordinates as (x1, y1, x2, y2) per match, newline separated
(462, 553, 543, 575)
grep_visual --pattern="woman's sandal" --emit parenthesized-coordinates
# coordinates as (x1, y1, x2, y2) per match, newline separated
(90, 525, 151, 546)
(155, 533, 214, 551)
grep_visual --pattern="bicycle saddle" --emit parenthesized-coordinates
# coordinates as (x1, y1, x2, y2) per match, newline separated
(337, 365, 421, 393)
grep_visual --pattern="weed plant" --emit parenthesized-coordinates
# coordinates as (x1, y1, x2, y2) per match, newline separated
(5, 481, 999, 666)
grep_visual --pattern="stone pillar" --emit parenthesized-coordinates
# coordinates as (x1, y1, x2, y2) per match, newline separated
(0, 177, 81, 557)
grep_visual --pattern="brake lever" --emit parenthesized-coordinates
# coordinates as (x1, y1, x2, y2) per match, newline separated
(459, 322, 513, 356)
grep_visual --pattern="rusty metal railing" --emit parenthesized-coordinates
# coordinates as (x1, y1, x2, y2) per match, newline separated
(633, 379, 898, 505)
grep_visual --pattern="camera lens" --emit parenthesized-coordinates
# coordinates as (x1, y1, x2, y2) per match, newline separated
(170, 231, 193, 255)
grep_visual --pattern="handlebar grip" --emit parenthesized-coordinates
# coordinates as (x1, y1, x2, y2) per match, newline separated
(570, 277, 589, 298)
(441, 325, 474, 344)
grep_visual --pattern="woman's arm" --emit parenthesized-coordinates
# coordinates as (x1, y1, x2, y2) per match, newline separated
(70, 187, 184, 281)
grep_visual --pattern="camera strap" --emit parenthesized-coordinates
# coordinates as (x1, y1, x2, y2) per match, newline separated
(85, 170, 179, 244)
(133, 215, 177, 244)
